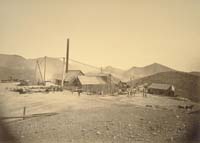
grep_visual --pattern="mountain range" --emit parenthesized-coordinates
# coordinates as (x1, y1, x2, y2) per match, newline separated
(0, 54, 199, 102)
(0, 54, 176, 81)
(103, 63, 174, 81)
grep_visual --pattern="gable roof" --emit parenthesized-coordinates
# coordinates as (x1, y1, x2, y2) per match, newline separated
(78, 76, 106, 85)
(54, 70, 84, 82)
(148, 83, 171, 90)
(85, 72, 120, 84)
(64, 70, 84, 82)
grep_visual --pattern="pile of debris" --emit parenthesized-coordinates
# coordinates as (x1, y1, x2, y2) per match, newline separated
(10, 85, 63, 94)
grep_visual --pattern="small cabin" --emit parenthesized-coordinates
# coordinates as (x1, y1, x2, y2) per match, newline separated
(148, 83, 175, 96)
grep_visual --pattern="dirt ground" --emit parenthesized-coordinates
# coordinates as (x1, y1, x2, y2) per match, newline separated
(0, 83, 199, 143)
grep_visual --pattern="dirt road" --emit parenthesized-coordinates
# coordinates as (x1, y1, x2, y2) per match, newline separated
(0, 83, 199, 143)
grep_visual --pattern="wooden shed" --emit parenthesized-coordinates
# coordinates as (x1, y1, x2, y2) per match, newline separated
(148, 83, 175, 96)
(77, 76, 107, 95)
(54, 70, 84, 89)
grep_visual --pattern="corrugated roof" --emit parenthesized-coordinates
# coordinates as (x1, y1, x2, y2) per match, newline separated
(148, 83, 171, 90)
(78, 76, 106, 85)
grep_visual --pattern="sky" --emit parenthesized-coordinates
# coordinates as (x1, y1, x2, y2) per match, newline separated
(0, 0, 200, 72)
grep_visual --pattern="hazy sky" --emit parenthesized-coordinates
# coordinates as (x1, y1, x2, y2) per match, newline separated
(0, 0, 200, 71)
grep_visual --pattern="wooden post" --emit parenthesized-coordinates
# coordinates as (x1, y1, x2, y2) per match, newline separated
(37, 60, 43, 83)
(66, 38, 69, 73)
(23, 107, 26, 120)
(130, 76, 134, 88)
(34, 62, 37, 84)
(44, 56, 47, 85)
(61, 57, 65, 88)
(110, 74, 112, 95)
(130, 77, 132, 88)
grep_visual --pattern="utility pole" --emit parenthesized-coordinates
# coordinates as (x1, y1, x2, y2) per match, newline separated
(109, 74, 112, 95)
(44, 56, 47, 85)
(130, 77, 132, 88)
(36, 60, 43, 83)
(34, 62, 37, 84)
(66, 38, 69, 73)
(131, 76, 134, 88)
(61, 57, 65, 88)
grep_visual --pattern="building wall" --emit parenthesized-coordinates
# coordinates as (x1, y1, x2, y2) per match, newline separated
(55, 79, 62, 85)
(148, 88, 174, 96)
(81, 84, 110, 95)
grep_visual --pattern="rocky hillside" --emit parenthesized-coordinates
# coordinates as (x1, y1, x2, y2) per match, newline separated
(124, 63, 174, 79)
(0, 54, 34, 80)
(102, 66, 125, 81)
(0, 54, 100, 81)
(190, 71, 200, 77)
(0, 54, 31, 70)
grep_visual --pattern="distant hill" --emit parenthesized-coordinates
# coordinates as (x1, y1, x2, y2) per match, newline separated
(0, 54, 31, 70)
(0, 54, 100, 81)
(99, 63, 175, 81)
(1, 53, 198, 102)
(0, 54, 34, 80)
(190, 71, 200, 77)
(102, 66, 126, 81)
(129, 71, 200, 102)
(0, 54, 178, 82)
(0, 67, 35, 81)
(103, 66, 124, 74)
(123, 63, 174, 79)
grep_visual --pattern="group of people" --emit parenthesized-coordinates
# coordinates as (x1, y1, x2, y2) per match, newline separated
(127, 87, 148, 97)
(127, 88, 136, 97)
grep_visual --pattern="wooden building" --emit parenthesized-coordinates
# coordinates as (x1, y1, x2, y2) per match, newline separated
(86, 73, 119, 93)
(147, 83, 175, 96)
(77, 76, 107, 95)
(54, 70, 84, 89)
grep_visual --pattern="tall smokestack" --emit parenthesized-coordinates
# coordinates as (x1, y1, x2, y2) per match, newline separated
(66, 38, 69, 73)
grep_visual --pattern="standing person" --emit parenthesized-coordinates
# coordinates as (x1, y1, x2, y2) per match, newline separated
(144, 86, 147, 97)
(127, 88, 131, 97)
(133, 88, 136, 97)
(142, 87, 147, 97)
(130, 88, 133, 97)
(142, 88, 145, 97)
(71, 88, 74, 95)
(77, 89, 80, 96)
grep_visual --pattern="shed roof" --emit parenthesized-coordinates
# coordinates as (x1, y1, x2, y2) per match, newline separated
(78, 76, 106, 85)
(148, 83, 171, 90)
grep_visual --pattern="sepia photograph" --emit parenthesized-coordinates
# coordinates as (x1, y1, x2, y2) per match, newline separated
(0, 0, 200, 143)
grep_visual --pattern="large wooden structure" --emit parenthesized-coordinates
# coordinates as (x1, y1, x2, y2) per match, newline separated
(77, 76, 107, 95)
(54, 70, 84, 89)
